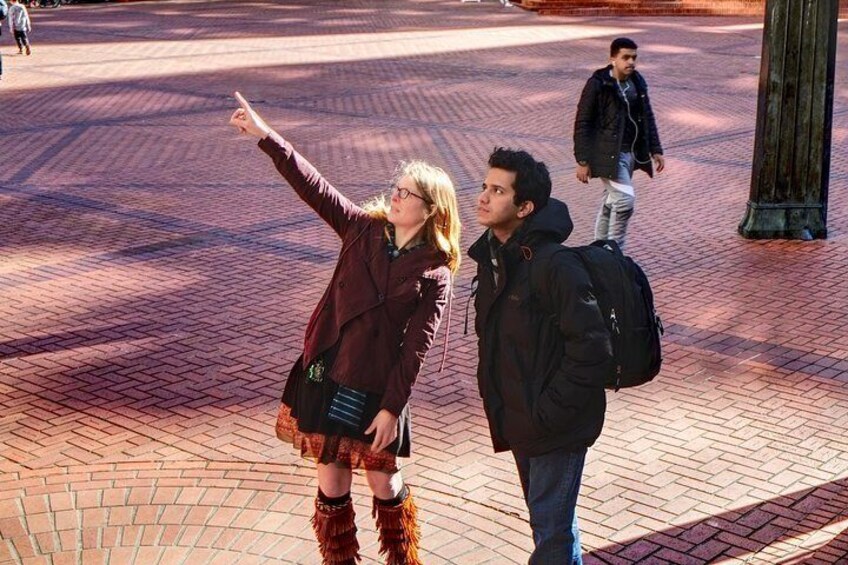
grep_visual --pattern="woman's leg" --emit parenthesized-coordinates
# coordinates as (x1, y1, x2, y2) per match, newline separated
(313, 462, 359, 565)
(366, 469, 422, 565)
(317, 461, 353, 497)
(365, 468, 404, 500)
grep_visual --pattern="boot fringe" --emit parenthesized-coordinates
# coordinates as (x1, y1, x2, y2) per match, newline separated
(373, 489, 422, 565)
(312, 498, 362, 564)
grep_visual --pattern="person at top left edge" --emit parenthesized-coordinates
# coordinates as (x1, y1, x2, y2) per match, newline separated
(229, 92, 462, 565)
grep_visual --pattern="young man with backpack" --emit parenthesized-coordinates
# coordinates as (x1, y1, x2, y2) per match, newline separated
(468, 147, 613, 564)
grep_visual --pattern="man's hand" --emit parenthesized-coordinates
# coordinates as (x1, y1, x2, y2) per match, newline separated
(229, 91, 272, 140)
(365, 409, 399, 453)
(576, 163, 591, 184)
(652, 153, 665, 174)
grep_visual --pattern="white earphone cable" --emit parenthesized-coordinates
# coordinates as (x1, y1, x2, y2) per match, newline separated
(617, 78, 652, 165)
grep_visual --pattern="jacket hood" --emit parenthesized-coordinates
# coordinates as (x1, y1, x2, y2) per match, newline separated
(521, 197, 574, 246)
(592, 65, 615, 85)
(469, 197, 573, 262)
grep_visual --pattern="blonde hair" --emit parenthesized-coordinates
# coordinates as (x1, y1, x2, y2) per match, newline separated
(362, 160, 462, 274)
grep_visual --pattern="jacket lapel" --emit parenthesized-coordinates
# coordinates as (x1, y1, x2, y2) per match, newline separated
(367, 227, 390, 300)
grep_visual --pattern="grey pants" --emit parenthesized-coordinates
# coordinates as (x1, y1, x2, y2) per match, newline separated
(594, 152, 635, 248)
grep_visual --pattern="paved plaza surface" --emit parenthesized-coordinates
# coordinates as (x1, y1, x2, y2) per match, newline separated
(1, 0, 848, 563)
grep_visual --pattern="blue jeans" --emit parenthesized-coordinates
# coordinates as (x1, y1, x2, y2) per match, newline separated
(595, 151, 636, 248)
(514, 447, 586, 565)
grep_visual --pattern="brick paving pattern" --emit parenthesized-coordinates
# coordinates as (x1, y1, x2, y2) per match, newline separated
(1, 1, 847, 563)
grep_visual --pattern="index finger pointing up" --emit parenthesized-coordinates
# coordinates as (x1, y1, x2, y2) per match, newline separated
(234, 91, 252, 112)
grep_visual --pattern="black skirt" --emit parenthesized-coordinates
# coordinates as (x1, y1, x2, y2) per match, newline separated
(277, 355, 412, 470)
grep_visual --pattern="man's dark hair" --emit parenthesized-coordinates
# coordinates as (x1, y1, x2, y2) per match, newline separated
(610, 37, 638, 57)
(488, 147, 551, 212)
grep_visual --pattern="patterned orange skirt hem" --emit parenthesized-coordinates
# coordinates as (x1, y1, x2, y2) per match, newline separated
(275, 403, 399, 473)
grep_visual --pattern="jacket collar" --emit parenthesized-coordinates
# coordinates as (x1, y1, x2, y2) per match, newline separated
(594, 65, 647, 91)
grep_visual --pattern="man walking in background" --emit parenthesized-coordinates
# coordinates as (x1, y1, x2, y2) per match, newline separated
(574, 37, 665, 248)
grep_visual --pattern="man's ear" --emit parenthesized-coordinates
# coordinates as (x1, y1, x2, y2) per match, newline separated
(517, 200, 535, 219)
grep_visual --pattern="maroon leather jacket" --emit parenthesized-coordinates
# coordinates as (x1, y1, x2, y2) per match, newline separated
(259, 133, 452, 416)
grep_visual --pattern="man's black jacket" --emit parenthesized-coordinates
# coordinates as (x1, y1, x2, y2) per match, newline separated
(469, 199, 613, 456)
(574, 66, 663, 180)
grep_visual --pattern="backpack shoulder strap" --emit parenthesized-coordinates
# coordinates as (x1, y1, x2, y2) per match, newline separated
(530, 240, 619, 320)
(528, 242, 569, 318)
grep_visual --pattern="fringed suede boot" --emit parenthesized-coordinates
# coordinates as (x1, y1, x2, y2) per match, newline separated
(372, 485, 422, 565)
(312, 490, 361, 565)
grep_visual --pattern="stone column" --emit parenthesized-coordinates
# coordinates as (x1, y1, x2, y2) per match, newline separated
(738, 0, 839, 240)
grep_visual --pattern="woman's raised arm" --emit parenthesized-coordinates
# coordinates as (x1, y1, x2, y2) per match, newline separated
(230, 91, 369, 238)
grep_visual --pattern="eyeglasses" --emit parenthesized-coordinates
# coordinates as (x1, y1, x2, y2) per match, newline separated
(393, 185, 430, 204)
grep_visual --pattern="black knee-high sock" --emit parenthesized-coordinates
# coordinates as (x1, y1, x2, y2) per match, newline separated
(318, 488, 351, 507)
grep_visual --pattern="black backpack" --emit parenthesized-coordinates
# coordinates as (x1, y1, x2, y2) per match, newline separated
(530, 239, 663, 391)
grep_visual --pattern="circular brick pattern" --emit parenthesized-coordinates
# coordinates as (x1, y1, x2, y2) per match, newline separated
(0, 462, 530, 564)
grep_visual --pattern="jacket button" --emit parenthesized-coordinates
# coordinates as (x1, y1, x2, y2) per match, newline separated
(378, 293, 384, 301)
(399, 277, 407, 282)
(339, 281, 345, 288)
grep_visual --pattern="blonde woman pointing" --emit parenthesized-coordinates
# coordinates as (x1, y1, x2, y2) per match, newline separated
(230, 92, 461, 565)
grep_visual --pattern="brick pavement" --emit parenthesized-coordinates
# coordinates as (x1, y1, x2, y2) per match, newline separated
(1, 1, 847, 563)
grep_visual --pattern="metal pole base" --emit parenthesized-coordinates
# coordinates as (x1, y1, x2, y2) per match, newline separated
(738, 201, 827, 240)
